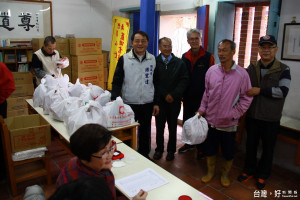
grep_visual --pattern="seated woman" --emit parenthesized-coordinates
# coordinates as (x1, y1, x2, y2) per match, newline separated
(56, 124, 147, 200)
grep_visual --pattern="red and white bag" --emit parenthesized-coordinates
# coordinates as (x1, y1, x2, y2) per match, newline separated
(56, 57, 69, 69)
(103, 97, 135, 128)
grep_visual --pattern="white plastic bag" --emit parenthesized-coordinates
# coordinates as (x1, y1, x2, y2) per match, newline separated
(43, 87, 69, 115)
(44, 74, 58, 92)
(103, 97, 135, 128)
(49, 97, 83, 121)
(33, 78, 47, 107)
(79, 86, 92, 105)
(89, 84, 104, 100)
(68, 79, 86, 97)
(57, 74, 69, 89)
(181, 113, 208, 145)
(65, 101, 107, 135)
(95, 90, 111, 106)
(12, 147, 47, 162)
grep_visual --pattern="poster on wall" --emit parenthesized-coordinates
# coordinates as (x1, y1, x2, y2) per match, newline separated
(107, 16, 130, 90)
(281, 23, 300, 61)
(0, 0, 52, 41)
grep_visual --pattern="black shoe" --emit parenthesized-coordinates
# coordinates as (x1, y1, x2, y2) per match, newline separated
(196, 151, 205, 160)
(256, 178, 266, 189)
(178, 144, 195, 153)
(153, 151, 163, 160)
(237, 173, 254, 182)
(166, 153, 175, 161)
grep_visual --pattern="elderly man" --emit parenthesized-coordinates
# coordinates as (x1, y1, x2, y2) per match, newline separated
(111, 31, 159, 159)
(199, 39, 253, 187)
(179, 28, 215, 159)
(153, 37, 188, 161)
(238, 35, 291, 189)
(32, 36, 62, 83)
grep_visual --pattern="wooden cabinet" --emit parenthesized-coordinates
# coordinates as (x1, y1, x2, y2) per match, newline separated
(0, 47, 33, 72)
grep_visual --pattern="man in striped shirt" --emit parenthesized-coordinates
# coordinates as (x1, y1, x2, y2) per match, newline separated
(238, 35, 291, 190)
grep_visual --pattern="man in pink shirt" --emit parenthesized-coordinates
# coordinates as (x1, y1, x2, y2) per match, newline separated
(198, 39, 253, 187)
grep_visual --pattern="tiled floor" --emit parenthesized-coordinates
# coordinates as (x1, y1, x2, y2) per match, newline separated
(1, 118, 300, 200)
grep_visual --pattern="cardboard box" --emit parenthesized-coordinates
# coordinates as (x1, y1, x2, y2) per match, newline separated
(5, 114, 51, 153)
(72, 55, 104, 73)
(103, 82, 107, 90)
(69, 38, 102, 56)
(12, 72, 33, 84)
(32, 38, 44, 52)
(104, 67, 108, 82)
(72, 70, 104, 87)
(102, 50, 109, 68)
(27, 50, 33, 62)
(11, 84, 34, 97)
(56, 38, 70, 55)
(7, 96, 31, 111)
(62, 68, 72, 81)
(7, 108, 29, 118)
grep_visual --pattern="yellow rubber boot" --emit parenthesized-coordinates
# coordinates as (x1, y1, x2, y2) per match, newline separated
(201, 156, 216, 183)
(221, 159, 233, 187)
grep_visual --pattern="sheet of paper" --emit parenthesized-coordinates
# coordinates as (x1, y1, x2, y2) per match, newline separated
(115, 168, 169, 197)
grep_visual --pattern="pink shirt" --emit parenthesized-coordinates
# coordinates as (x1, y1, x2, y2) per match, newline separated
(199, 63, 253, 128)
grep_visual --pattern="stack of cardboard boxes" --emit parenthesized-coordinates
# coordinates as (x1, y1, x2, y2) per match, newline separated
(7, 72, 34, 117)
(31, 37, 108, 89)
(56, 38, 72, 78)
(102, 50, 109, 89)
(70, 38, 105, 88)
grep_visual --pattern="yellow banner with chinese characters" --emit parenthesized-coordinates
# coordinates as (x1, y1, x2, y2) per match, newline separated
(107, 16, 130, 90)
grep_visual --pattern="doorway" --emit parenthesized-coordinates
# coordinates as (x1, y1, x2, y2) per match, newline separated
(159, 13, 197, 58)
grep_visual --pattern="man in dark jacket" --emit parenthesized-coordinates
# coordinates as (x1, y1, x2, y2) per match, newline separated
(153, 37, 188, 161)
(179, 28, 215, 159)
(238, 35, 291, 189)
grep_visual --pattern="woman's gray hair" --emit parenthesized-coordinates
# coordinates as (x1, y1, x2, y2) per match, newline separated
(187, 28, 202, 39)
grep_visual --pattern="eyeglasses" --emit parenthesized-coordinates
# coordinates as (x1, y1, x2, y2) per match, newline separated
(91, 140, 116, 160)
(188, 37, 200, 41)
(133, 39, 148, 44)
(259, 46, 277, 50)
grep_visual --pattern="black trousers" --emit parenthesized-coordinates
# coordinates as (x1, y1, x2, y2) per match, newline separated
(0, 100, 7, 179)
(243, 117, 279, 180)
(128, 103, 153, 157)
(183, 97, 205, 152)
(205, 126, 236, 161)
(155, 100, 181, 153)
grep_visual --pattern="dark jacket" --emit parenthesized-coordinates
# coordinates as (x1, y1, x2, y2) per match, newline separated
(247, 59, 289, 122)
(156, 53, 188, 102)
(182, 48, 214, 100)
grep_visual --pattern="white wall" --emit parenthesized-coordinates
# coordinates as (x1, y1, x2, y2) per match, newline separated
(50, 0, 113, 50)
(277, 0, 300, 119)
(111, 0, 219, 53)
